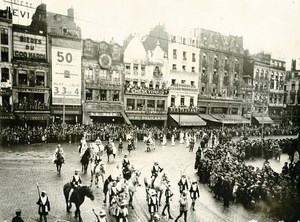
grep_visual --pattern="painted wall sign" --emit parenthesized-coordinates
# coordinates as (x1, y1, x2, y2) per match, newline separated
(13, 32, 46, 61)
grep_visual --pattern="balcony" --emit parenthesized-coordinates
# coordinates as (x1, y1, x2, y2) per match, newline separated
(14, 101, 49, 111)
(168, 106, 199, 114)
(169, 83, 198, 92)
(85, 78, 121, 88)
(126, 107, 167, 114)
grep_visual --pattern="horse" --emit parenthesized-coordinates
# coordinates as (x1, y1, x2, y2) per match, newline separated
(80, 147, 92, 174)
(144, 171, 168, 206)
(63, 183, 95, 222)
(54, 152, 64, 176)
(126, 170, 141, 209)
(90, 160, 105, 188)
(104, 143, 114, 162)
(102, 175, 127, 204)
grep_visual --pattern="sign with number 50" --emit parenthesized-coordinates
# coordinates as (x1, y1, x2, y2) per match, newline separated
(52, 46, 81, 105)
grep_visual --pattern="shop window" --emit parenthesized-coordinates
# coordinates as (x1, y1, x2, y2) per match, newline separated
(86, 89, 92, 100)
(127, 99, 135, 110)
(100, 90, 107, 101)
(18, 70, 28, 85)
(113, 91, 119, 101)
(1, 47, 8, 62)
(1, 68, 9, 82)
(147, 100, 155, 109)
(137, 99, 145, 110)
(36, 71, 45, 86)
(1, 28, 8, 45)
(157, 100, 165, 110)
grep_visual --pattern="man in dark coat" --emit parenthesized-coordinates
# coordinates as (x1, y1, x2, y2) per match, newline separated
(36, 191, 50, 222)
(12, 209, 24, 222)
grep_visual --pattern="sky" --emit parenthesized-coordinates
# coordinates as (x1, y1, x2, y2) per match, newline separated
(2, 0, 300, 68)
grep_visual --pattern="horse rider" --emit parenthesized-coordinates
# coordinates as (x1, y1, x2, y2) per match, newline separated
(109, 181, 119, 206)
(68, 170, 82, 205)
(151, 162, 163, 188)
(178, 174, 189, 194)
(53, 144, 65, 163)
(122, 155, 130, 170)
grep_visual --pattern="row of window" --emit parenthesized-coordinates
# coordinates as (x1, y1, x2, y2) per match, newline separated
(172, 64, 196, 72)
(172, 50, 196, 62)
(126, 99, 165, 110)
(85, 89, 120, 101)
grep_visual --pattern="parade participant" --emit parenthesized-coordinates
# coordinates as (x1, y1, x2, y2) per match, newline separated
(122, 155, 130, 169)
(127, 139, 133, 154)
(189, 137, 195, 152)
(178, 174, 189, 194)
(80, 136, 88, 157)
(179, 132, 185, 144)
(118, 138, 123, 153)
(174, 190, 188, 222)
(68, 170, 82, 205)
(116, 201, 128, 222)
(171, 133, 175, 146)
(151, 162, 163, 188)
(53, 144, 65, 163)
(109, 181, 118, 206)
(148, 189, 159, 221)
(186, 134, 190, 148)
(162, 184, 174, 219)
(36, 191, 50, 222)
(95, 136, 102, 146)
(162, 134, 167, 146)
(12, 209, 24, 222)
(189, 180, 200, 211)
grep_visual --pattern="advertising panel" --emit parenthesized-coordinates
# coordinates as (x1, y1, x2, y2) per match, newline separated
(52, 46, 81, 105)
(13, 32, 46, 61)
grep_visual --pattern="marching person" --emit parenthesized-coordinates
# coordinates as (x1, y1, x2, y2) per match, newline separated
(12, 209, 24, 222)
(151, 162, 163, 188)
(53, 144, 65, 163)
(178, 174, 189, 194)
(162, 184, 174, 219)
(189, 179, 200, 211)
(148, 189, 159, 221)
(118, 138, 123, 153)
(116, 201, 128, 222)
(68, 170, 82, 205)
(174, 190, 189, 222)
(109, 181, 118, 206)
(36, 191, 50, 222)
(122, 155, 130, 169)
(171, 133, 175, 146)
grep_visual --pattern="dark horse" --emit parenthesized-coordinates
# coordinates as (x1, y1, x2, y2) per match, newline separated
(104, 143, 114, 162)
(63, 183, 94, 222)
(54, 152, 64, 176)
(80, 148, 91, 174)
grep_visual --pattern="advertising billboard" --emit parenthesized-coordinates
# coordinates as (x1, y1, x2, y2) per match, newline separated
(13, 32, 46, 61)
(52, 46, 81, 105)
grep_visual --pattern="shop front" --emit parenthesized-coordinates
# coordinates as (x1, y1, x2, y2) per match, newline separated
(127, 113, 167, 127)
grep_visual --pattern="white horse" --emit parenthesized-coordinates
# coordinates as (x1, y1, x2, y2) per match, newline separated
(144, 171, 168, 206)
(144, 136, 155, 152)
(122, 171, 141, 209)
(90, 160, 105, 188)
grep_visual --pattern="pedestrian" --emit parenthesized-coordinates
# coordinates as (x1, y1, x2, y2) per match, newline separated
(174, 190, 188, 222)
(12, 209, 24, 222)
(36, 191, 50, 222)
(162, 184, 174, 219)
(189, 180, 200, 211)
(178, 174, 189, 194)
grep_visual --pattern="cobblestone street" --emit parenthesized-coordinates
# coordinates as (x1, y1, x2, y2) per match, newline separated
(0, 136, 296, 222)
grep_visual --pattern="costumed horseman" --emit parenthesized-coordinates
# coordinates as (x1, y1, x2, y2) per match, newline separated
(53, 144, 65, 163)
(79, 136, 88, 157)
(68, 170, 82, 206)
(151, 162, 163, 188)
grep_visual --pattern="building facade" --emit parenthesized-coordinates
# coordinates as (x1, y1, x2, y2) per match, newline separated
(194, 28, 247, 125)
(47, 7, 82, 124)
(0, 7, 14, 126)
(123, 36, 169, 126)
(12, 4, 50, 127)
(82, 39, 126, 124)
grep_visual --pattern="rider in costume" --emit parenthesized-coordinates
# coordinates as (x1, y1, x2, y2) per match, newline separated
(53, 144, 65, 163)
(68, 170, 82, 205)
(151, 162, 163, 188)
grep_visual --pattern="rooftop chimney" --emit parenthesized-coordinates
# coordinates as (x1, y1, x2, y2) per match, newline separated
(68, 7, 74, 21)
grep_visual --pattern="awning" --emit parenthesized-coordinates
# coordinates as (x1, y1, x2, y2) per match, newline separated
(253, 116, 274, 124)
(198, 114, 220, 123)
(170, 114, 206, 126)
(16, 113, 51, 120)
(211, 114, 250, 124)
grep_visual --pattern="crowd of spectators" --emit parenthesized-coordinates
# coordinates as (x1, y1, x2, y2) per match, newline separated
(0, 122, 298, 147)
(196, 137, 300, 221)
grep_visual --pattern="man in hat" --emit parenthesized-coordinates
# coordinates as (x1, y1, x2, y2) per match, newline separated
(175, 190, 188, 222)
(116, 201, 128, 222)
(12, 209, 24, 222)
(109, 181, 118, 206)
(162, 183, 174, 219)
(68, 169, 82, 205)
(36, 191, 50, 222)
(53, 144, 65, 163)
(122, 155, 130, 170)
(178, 174, 189, 194)
(151, 162, 163, 188)
(148, 189, 159, 221)
(189, 179, 200, 211)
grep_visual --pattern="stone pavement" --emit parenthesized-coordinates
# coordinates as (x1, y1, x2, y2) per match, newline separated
(0, 135, 296, 222)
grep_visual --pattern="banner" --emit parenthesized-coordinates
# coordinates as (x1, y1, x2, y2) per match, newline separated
(52, 46, 81, 105)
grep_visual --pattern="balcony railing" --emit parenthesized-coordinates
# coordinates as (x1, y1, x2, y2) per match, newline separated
(169, 83, 198, 92)
(85, 78, 121, 87)
(14, 102, 49, 111)
(126, 107, 167, 114)
(125, 85, 169, 95)
(168, 106, 199, 113)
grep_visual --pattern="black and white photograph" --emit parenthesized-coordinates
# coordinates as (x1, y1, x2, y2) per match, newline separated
(0, 0, 299, 221)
